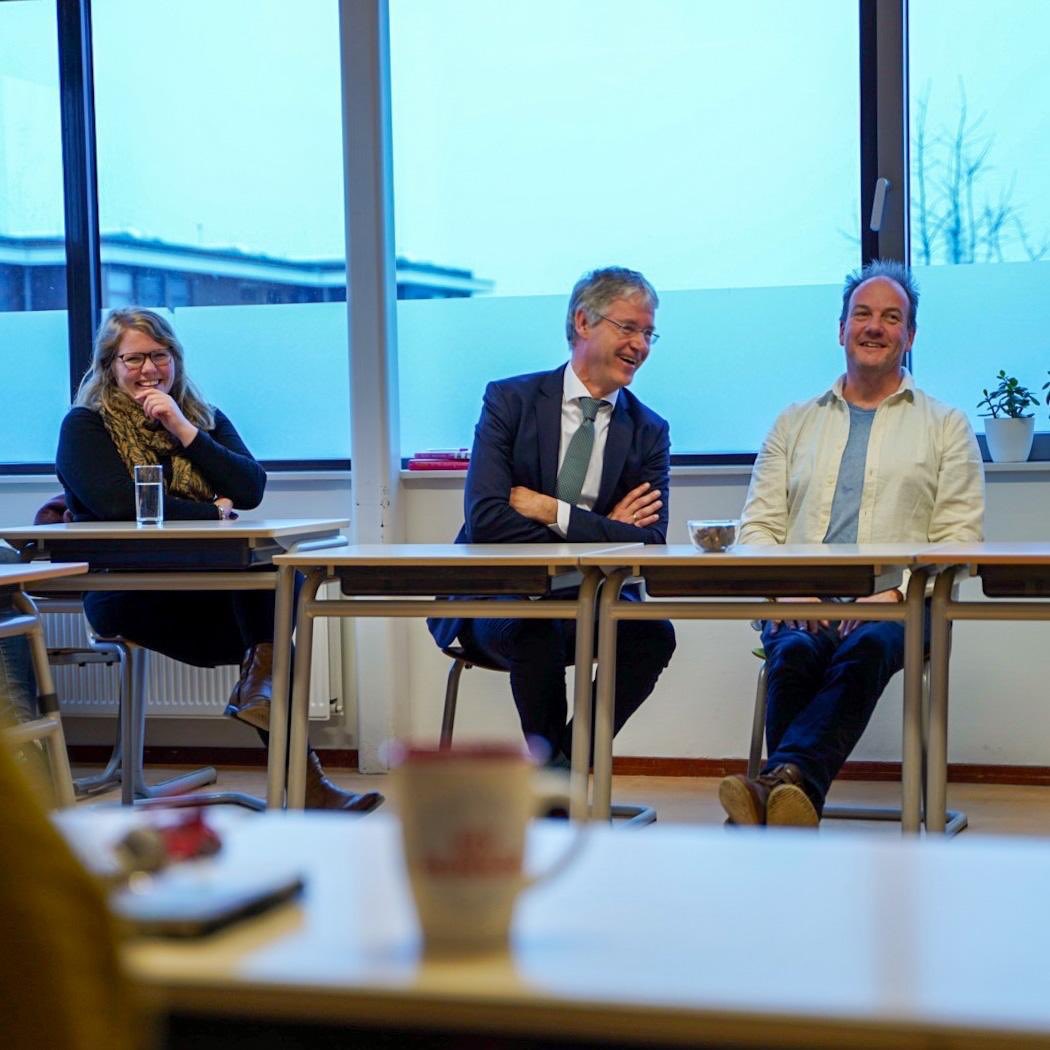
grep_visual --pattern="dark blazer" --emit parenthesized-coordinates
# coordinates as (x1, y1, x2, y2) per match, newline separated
(428, 363, 670, 648)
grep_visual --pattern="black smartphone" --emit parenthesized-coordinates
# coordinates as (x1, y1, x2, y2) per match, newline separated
(112, 870, 305, 938)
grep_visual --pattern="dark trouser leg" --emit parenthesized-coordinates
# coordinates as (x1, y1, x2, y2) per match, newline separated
(460, 615, 675, 763)
(231, 572, 301, 648)
(459, 616, 572, 758)
(765, 620, 906, 807)
(760, 622, 837, 756)
(562, 618, 677, 762)
(84, 591, 248, 667)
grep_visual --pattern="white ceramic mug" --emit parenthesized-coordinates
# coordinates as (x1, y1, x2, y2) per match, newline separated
(393, 744, 585, 954)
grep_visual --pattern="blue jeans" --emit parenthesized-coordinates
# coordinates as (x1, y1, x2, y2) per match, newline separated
(760, 618, 908, 810)
(0, 547, 36, 724)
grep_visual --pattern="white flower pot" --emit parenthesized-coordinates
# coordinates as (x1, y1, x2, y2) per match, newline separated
(984, 416, 1035, 463)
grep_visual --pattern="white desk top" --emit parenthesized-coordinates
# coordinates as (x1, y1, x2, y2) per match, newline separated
(56, 810, 1050, 1048)
(274, 542, 642, 569)
(0, 518, 348, 542)
(579, 542, 924, 568)
(0, 561, 88, 587)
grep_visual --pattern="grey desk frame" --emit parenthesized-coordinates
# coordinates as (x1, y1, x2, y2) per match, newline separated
(925, 542, 1050, 834)
(583, 544, 929, 831)
(271, 543, 642, 816)
(0, 561, 88, 807)
(0, 520, 347, 809)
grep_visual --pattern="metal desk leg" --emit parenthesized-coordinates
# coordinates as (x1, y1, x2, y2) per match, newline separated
(592, 568, 630, 822)
(900, 568, 928, 834)
(15, 592, 75, 808)
(286, 569, 324, 809)
(569, 569, 601, 822)
(119, 638, 136, 805)
(926, 569, 955, 834)
(266, 563, 297, 809)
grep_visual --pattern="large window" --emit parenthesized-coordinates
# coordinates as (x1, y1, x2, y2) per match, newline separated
(391, 0, 860, 456)
(0, 1, 71, 465)
(908, 0, 1050, 435)
(8, 3, 1043, 472)
(90, 0, 351, 461)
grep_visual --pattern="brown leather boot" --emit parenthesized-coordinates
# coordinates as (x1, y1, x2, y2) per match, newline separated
(304, 749, 384, 813)
(223, 643, 273, 731)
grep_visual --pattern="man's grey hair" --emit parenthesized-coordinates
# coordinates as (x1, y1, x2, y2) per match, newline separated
(840, 259, 919, 333)
(566, 267, 659, 345)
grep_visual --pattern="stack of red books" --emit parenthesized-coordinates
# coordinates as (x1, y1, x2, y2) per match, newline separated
(406, 448, 471, 471)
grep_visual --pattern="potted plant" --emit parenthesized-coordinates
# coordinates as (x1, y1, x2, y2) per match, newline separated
(977, 370, 1038, 463)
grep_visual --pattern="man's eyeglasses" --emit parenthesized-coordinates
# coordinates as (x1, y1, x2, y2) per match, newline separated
(597, 314, 659, 344)
(116, 350, 173, 370)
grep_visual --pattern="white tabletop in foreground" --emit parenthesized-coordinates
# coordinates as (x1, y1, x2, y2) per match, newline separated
(57, 810, 1050, 1048)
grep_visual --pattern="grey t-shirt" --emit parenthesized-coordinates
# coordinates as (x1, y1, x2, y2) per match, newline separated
(823, 403, 876, 544)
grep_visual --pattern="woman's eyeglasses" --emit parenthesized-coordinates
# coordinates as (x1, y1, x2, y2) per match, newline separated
(116, 350, 172, 370)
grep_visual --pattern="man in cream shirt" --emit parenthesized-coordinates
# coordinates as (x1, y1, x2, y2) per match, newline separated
(720, 259, 984, 827)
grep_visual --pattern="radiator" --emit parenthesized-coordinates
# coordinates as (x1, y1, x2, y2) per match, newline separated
(43, 595, 338, 721)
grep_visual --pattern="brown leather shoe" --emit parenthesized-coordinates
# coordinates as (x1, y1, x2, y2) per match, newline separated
(767, 781, 820, 828)
(224, 643, 273, 731)
(304, 749, 384, 813)
(718, 763, 816, 827)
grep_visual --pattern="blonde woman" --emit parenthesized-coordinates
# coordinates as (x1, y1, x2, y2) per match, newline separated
(56, 307, 380, 812)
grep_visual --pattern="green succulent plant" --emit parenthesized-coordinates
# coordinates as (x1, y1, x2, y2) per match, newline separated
(976, 371, 1038, 419)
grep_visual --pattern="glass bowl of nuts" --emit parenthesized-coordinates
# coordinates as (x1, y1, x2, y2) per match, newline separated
(687, 519, 739, 553)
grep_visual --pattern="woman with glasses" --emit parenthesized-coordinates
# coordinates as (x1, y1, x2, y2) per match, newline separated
(56, 307, 380, 811)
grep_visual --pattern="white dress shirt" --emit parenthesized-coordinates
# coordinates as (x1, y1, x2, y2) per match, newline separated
(549, 365, 619, 537)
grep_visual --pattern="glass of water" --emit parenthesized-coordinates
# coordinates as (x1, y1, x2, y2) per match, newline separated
(133, 464, 164, 526)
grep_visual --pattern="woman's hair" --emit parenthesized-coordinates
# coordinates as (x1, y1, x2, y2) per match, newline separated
(74, 307, 215, 429)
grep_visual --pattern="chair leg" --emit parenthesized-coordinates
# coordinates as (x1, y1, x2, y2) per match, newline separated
(748, 662, 767, 779)
(610, 803, 657, 826)
(72, 734, 122, 797)
(11, 591, 76, 808)
(71, 640, 125, 797)
(115, 643, 218, 804)
(440, 659, 468, 749)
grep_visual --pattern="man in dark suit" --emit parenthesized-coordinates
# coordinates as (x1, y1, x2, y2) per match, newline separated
(428, 267, 676, 764)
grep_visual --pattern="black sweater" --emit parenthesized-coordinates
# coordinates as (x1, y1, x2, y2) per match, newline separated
(56, 406, 266, 521)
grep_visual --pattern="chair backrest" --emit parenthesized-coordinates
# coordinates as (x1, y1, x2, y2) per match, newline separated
(34, 493, 73, 525)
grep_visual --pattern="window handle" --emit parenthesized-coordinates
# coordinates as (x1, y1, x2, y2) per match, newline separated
(869, 177, 891, 232)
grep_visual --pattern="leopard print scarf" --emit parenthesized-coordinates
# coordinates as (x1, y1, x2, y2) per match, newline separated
(99, 392, 214, 503)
